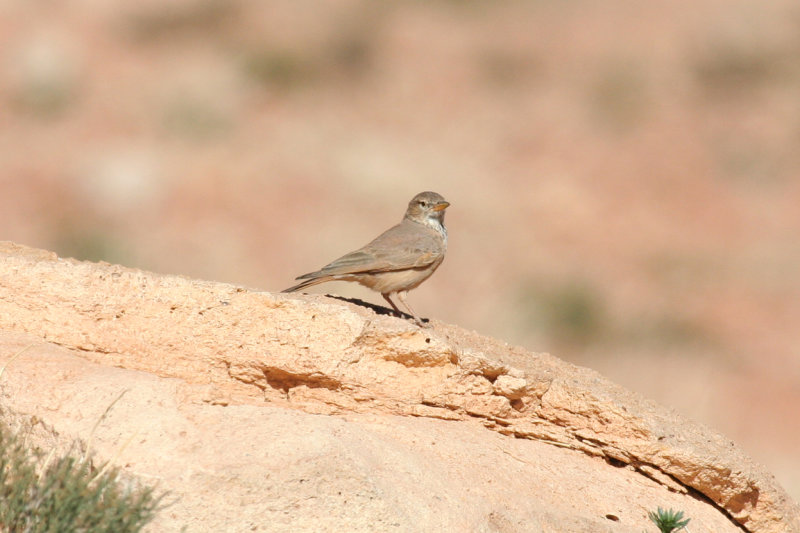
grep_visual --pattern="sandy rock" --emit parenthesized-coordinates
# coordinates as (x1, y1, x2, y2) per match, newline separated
(0, 241, 797, 532)
(493, 374, 529, 400)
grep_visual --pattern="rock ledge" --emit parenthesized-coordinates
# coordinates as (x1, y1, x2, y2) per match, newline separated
(0, 241, 797, 532)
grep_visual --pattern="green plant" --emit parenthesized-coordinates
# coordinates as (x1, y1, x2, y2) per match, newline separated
(124, 0, 237, 41)
(589, 60, 649, 131)
(0, 422, 162, 533)
(241, 49, 319, 90)
(518, 279, 607, 345)
(647, 507, 690, 533)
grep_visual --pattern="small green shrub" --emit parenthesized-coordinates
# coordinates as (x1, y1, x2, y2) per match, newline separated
(241, 49, 320, 90)
(647, 507, 690, 533)
(0, 422, 162, 533)
(518, 279, 607, 345)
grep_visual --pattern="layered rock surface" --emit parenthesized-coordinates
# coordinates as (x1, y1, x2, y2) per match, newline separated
(0, 241, 797, 532)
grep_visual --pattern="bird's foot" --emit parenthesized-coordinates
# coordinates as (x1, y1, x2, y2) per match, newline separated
(411, 316, 430, 328)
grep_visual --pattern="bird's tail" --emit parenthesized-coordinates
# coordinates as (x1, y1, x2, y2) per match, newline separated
(281, 275, 335, 293)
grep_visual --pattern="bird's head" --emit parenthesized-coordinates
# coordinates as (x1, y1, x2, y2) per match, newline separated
(405, 191, 450, 227)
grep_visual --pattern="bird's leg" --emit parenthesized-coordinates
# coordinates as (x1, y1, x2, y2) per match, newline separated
(382, 293, 404, 317)
(397, 291, 427, 328)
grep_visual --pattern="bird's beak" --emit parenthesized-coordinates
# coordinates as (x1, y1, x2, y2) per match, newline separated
(433, 201, 450, 212)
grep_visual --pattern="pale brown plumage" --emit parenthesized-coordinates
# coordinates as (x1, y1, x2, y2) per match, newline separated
(282, 191, 450, 327)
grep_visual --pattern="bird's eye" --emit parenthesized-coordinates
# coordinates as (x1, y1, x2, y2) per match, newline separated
(419, 200, 427, 207)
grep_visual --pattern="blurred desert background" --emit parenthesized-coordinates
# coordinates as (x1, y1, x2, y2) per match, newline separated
(2, 0, 799, 501)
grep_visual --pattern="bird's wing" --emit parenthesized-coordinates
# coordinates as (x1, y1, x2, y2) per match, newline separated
(297, 222, 443, 279)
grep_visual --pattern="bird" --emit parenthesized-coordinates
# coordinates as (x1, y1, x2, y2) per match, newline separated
(282, 191, 450, 327)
